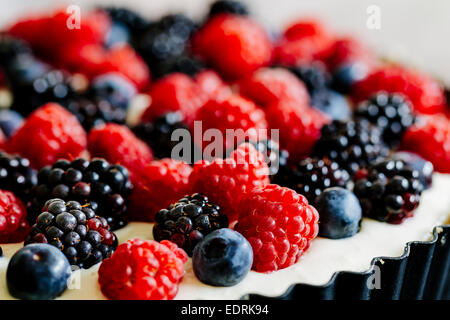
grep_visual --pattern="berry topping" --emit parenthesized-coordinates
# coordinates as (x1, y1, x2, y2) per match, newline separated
(192, 228, 253, 286)
(88, 72, 137, 110)
(98, 238, 188, 300)
(153, 193, 228, 256)
(6, 243, 72, 300)
(0, 190, 29, 244)
(25, 199, 118, 268)
(235, 184, 319, 273)
(208, 0, 249, 17)
(391, 151, 434, 189)
(314, 187, 362, 239)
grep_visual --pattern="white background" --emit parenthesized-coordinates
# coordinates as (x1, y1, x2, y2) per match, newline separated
(1, 0, 449, 84)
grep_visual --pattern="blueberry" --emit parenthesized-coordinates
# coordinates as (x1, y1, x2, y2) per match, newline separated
(0, 109, 23, 137)
(332, 62, 369, 94)
(6, 243, 71, 300)
(90, 72, 137, 109)
(315, 187, 362, 239)
(311, 90, 352, 121)
(104, 22, 131, 47)
(192, 228, 253, 287)
(391, 151, 434, 188)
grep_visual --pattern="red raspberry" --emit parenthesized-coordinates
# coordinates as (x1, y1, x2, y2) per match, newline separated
(189, 143, 270, 222)
(88, 123, 153, 175)
(353, 65, 446, 115)
(265, 99, 330, 163)
(193, 94, 268, 153)
(140, 73, 204, 126)
(237, 68, 310, 108)
(235, 184, 319, 273)
(127, 159, 192, 222)
(6, 103, 87, 169)
(192, 15, 273, 80)
(56, 43, 107, 79)
(274, 19, 333, 66)
(98, 238, 188, 300)
(194, 69, 231, 102)
(401, 114, 450, 173)
(0, 190, 29, 243)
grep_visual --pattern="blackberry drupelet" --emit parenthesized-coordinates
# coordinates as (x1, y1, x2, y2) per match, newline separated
(353, 159, 424, 224)
(246, 139, 289, 177)
(355, 92, 415, 147)
(65, 97, 126, 131)
(25, 199, 118, 268)
(0, 151, 37, 205)
(29, 158, 132, 230)
(133, 112, 190, 159)
(273, 157, 350, 204)
(153, 193, 229, 256)
(312, 119, 389, 175)
(208, 0, 249, 17)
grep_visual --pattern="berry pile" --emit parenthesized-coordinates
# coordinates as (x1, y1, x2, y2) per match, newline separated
(153, 194, 228, 256)
(0, 190, 29, 243)
(25, 199, 118, 268)
(29, 158, 132, 230)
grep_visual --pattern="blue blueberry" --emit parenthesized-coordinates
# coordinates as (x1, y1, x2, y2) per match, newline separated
(192, 228, 253, 287)
(391, 151, 434, 188)
(90, 72, 137, 110)
(332, 62, 369, 94)
(104, 22, 131, 48)
(7, 243, 72, 300)
(0, 109, 23, 137)
(315, 187, 362, 239)
(311, 90, 352, 121)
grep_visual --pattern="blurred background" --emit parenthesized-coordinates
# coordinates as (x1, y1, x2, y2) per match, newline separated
(0, 0, 449, 84)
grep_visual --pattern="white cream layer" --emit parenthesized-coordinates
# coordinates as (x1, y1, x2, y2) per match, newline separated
(0, 173, 449, 300)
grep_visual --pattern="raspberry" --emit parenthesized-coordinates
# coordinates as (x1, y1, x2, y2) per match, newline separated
(321, 37, 375, 71)
(88, 123, 154, 176)
(192, 15, 272, 80)
(0, 190, 29, 244)
(25, 199, 118, 268)
(265, 99, 330, 163)
(274, 19, 332, 67)
(401, 114, 450, 173)
(189, 143, 270, 222)
(237, 68, 310, 108)
(352, 65, 446, 115)
(6, 103, 88, 169)
(354, 159, 424, 224)
(194, 94, 268, 153)
(235, 184, 319, 273)
(140, 73, 204, 126)
(127, 159, 193, 222)
(153, 193, 228, 256)
(98, 238, 188, 300)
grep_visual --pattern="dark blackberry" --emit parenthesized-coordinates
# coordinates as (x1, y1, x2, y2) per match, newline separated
(153, 193, 228, 256)
(208, 0, 249, 17)
(246, 139, 289, 177)
(288, 62, 331, 97)
(25, 199, 118, 268)
(65, 97, 126, 131)
(29, 158, 133, 230)
(102, 7, 149, 36)
(312, 119, 389, 176)
(0, 151, 37, 205)
(150, 53, 205, 78)
(354, 92, 415, 147)
(0, 34, 32, 64)
(273, 157, 350, 204)
(133, 112, 190, 159)
(353, 159, 424, 224)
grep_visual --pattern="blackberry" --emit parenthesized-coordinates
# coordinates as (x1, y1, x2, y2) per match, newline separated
(102, 7, 149, 36)
(208, 0, 249, 17)
(246, 139, 289, 177)
(150, 53, 205, 78)
(133, 112, 191, 159)
(0, 151, 37, 205)
(288, 62, 331, 97)
(0, 34, 32, 64)
(273, 157, 350, 204)
(355, 92, 415, 147)
(65, 97, 126, 131)
(312, 119, 389, 176)
(353, 159, 424, 224)
(25, 199, 118, 268)
(153, 193, 228, 256)
(29, 158, 132, 230)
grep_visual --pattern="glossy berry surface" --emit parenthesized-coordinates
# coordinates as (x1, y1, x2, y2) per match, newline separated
(98, 238, 188, 300)
(6, 243, 71, 300)
(247, 139, 289, 178)
(192, 228, 253, 286)
(0, 189, 29, 243)
(0, 110, 24, 138)
(391, 151, 433, 188)
(208, 0, 249, 17)
(25, 199, 118, 268)
(353, 159, 424, 224)
(314, 187, 362, 239)
(29, 158, 132, 230)
(153, 193, 228, 256)
(89, 72, 137, 110)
